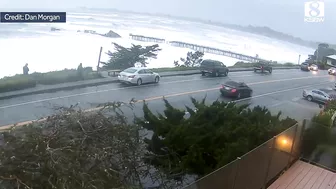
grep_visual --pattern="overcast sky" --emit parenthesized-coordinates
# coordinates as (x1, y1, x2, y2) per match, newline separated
(1, 0, 335, 43)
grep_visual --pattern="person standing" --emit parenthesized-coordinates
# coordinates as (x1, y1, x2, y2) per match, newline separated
(77, 63, 84, 80)
(23, 63, 29, 75)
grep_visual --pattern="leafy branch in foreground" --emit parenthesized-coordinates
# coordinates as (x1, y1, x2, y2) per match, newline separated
(0, 100, 179, 189)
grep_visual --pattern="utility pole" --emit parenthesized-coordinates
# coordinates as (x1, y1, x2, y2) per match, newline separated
(97, 46, 103, 72)
(298, 54, 301, 65)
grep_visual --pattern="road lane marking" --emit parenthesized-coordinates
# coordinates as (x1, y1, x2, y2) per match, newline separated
(0, 71, 318, 109)
(143, 75, 329, 101)
(0, 78, 331, 129)
(234, 80, 331, 103)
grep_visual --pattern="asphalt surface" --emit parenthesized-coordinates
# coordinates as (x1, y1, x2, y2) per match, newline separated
(1, 69, 336, 126)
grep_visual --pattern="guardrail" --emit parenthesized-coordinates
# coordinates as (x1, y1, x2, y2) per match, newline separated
(183, 122, 305, 189)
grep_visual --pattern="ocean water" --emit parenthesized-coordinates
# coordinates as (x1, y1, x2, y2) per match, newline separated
(0, 10, 314, 78)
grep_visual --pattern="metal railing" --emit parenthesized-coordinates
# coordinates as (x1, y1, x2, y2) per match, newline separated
(183, 122, 304, 189)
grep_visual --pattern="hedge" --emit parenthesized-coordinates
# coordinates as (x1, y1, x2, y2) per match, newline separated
(0, 67, 102, 93)
(151, 62, 297, 72)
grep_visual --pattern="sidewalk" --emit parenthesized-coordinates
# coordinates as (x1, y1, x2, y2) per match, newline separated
(0, 67, 298, 100)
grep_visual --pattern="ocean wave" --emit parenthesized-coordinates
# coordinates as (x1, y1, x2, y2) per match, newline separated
(0, 11, 313, 78)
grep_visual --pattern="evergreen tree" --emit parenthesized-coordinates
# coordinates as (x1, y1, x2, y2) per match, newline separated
(178, 51, 204, 67)
(137, 97, 296, 177)
(102, 43, 161, 70)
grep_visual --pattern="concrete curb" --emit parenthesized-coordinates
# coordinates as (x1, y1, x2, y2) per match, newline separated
(0, 67, 299, 100)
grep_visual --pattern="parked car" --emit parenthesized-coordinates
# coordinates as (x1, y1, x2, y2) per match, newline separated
(200, 59, 229, 77)
(308, 64, 318, 71)
(220, 81, 253, 99)
(300, 62, 310, 71)
(118, 67, 160, 85)
(328, 67, 336, 75)
(303, 88, 336, 103)
(253, 62, 272, 73)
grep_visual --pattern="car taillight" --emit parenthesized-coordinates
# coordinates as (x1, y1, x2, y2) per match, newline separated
(128, 75, 135, 78)
(231, 89, 237, 93)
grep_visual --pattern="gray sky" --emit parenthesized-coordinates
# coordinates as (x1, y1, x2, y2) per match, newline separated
(1, 0, 335, 43)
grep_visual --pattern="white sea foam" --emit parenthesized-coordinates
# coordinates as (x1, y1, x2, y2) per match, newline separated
(0, 11, 314, 78)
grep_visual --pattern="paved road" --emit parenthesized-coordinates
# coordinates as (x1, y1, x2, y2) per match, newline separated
(1, 70, 335, 126)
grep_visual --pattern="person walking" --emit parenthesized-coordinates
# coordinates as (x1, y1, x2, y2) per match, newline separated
(23, 63, 29, 75)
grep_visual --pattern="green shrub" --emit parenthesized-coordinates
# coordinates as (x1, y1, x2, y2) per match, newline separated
(136, 97, 297, 176)
(301, 121, 331, 160)
(232, 61, 255, 67)
(311, 111, 334, 127)
(151, 67, 198, 72)
(232, 61, 296, 68)
(0, 75, 36, 93)
(283, 62, 295, 66)
(0, 68, 102, 93)
(33, 70, 81, 85)
(325, 100, 336, 112)
(302, 109, 336, 165)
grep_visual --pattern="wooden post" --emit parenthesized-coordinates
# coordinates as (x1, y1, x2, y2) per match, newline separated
(97, 46, 103, 72)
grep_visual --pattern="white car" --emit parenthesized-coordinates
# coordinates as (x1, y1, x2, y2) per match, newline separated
(118, 67, 160, 85)
(328, 68, 336, 75)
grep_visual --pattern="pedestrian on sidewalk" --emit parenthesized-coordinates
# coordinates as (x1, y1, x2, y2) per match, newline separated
(23, 63, 29, 75)
(77, 63, 84, 80)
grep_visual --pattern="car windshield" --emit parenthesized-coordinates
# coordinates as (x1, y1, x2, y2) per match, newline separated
(123, 68, 137, 73)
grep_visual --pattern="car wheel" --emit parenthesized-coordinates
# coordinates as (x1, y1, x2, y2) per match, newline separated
(307, 95, 313, 101)
(154, 76, 160, 83)
(224, 71, 228, 76)
(237, 92, 241, 99)
(137, 79, 142, 86)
